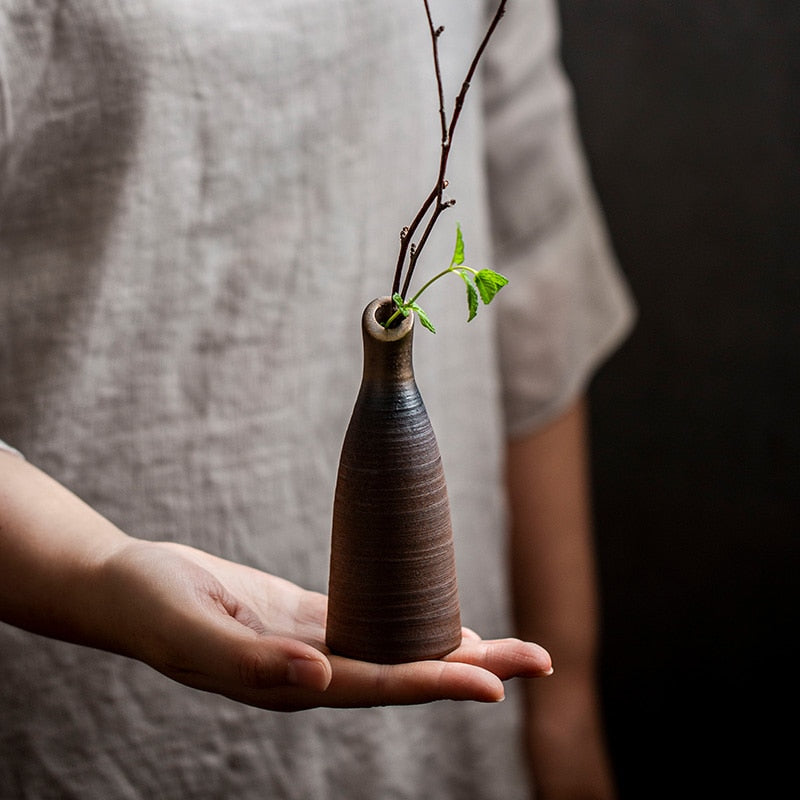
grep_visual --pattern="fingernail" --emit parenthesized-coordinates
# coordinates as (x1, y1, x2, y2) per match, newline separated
(287, 657, 329, 690)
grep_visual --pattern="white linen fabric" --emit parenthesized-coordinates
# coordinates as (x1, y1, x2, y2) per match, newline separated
(0, 1, 634, 797)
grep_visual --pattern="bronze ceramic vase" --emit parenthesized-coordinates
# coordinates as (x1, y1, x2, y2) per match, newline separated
(326, 297, 462, 663)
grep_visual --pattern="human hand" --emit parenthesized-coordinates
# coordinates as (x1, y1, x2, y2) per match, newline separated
(0, 453, 551, 711)
(98, 540, 553, 711)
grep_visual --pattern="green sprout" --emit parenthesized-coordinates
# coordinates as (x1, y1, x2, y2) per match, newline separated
(383, 224, 508, 333)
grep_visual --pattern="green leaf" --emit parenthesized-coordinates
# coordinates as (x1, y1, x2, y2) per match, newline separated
(451, 223, 465, 266)
(409, 301, 437, 333)
(474, 268, 509, 305)
(392, 292, 411, 317)
(458, 270, 479, 322)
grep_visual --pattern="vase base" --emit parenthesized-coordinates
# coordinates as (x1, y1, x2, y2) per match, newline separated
(325, 627, 462, 665)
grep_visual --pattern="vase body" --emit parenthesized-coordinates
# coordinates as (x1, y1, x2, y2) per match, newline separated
(326, 297, 462, 663)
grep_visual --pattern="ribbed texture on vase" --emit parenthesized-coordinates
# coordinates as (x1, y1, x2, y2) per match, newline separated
(326, 298, 462, 663)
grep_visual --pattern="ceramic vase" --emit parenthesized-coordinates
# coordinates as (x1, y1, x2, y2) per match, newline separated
(325, 297, 462, 663)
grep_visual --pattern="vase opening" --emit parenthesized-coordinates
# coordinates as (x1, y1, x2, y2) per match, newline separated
(363, 296, 413, 343)
(373, 298, 396, 326)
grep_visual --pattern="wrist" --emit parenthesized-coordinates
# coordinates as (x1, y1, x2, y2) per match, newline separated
(0, 451, 134, 646)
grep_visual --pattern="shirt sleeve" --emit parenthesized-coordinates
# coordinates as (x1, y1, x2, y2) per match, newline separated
(0, 439, 24, 458)
(483, 0, 636, 438)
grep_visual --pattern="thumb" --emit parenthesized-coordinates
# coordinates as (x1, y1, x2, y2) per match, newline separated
(213, 593, 334, 693)
(171, 614, 334, 695)
(151, 600, 333, 696)
(233, 634, 334, 692)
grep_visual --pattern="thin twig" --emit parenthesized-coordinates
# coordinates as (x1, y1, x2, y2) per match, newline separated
(425, 0, 448, 147)
(392, 0, 507, 302)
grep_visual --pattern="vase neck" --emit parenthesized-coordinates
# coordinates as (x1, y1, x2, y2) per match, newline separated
(360, 297, 415, 385)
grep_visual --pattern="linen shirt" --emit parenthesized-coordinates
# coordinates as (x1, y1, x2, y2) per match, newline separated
(0, 1, 634, 797)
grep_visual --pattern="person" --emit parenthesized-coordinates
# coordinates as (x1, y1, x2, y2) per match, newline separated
(0, 1, 634, 798)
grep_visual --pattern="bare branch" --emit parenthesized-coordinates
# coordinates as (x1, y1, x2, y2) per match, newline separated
(392, 0, 507, 302)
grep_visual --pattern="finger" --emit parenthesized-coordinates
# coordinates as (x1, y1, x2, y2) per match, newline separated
(252, 638, 552, 711)
(443, 637, 553, 680)
(183, 648, 519, 712)
(316, 655, 507, 707)
(235, 654, 508, 710)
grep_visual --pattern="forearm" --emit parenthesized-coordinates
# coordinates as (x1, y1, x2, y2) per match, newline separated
(506, 397, 616, 799)
(0, 450, 132, 647)
(505, 397, 601, 676)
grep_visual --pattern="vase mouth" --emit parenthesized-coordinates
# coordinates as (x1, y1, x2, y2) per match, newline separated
(363, 296, 414, 341)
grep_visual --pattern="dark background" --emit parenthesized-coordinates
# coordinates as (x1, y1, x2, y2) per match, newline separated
(558, 1, 798, 796)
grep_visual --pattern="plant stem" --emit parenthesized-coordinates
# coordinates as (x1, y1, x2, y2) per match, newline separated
(408, 266, 452, 305)
(382, 307, 404, 330)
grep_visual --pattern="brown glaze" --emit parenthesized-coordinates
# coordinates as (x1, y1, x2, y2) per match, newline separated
(325, 297, 462, 663)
